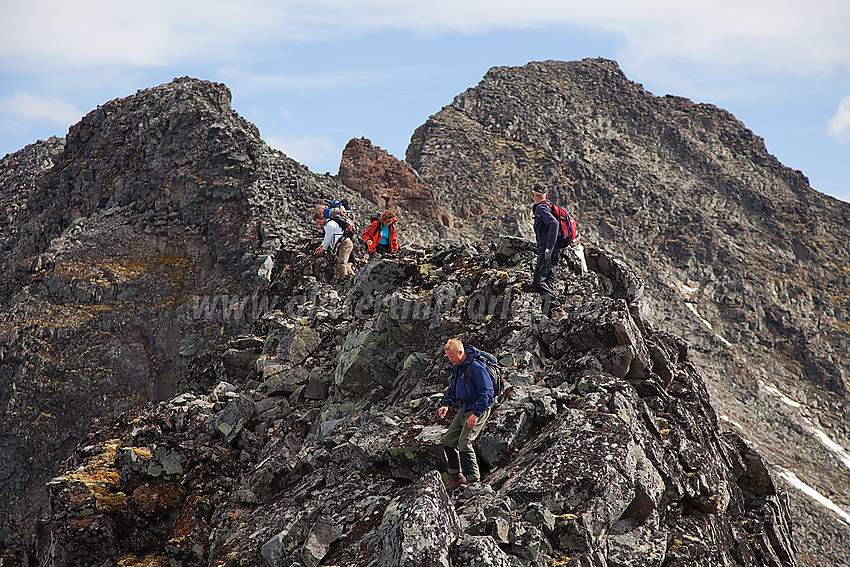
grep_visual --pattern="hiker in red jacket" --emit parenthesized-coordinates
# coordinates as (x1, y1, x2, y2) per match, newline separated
(362, 209, 399, 260)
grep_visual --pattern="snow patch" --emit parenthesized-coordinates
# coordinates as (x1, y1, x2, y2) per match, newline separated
(760, 380, 850, 468)
(758, 380, 802, 408)
(800, 417, 850, 472)
(684, 301, 732, 346)
(672, 279, 698, 298)
(758, 379, 850, 525)
(685, 302, 712, 330)
(778, 469, 850, 526)
(720, 415, 745, 432)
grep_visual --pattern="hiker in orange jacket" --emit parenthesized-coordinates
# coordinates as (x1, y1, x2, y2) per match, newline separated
(362, 209, 399, 259)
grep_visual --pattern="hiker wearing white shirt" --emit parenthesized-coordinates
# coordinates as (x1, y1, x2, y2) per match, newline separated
(313, 207, 355, 281)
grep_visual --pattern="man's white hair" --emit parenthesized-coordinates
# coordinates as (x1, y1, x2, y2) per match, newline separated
(531, 182, 547, 198)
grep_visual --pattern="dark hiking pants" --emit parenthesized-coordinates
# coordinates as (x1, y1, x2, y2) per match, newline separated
(532, 247, 561, 316)
(443, 404, 493, 482)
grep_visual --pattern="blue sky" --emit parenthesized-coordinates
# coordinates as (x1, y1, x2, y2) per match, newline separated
(1, 1, 849, 203)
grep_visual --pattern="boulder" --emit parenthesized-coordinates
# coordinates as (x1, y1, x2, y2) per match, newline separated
(375, 471, 461, 567)
(165, 495, 210, 566)
(338, 137, 450, 224)
(386, 425, 447, 481)
(128, 482, 185, 519)
(450, 534, 514, 567)
(475, 393, 534, 469)
(213, 401, 249, 443)
(301, 517, 341, 567)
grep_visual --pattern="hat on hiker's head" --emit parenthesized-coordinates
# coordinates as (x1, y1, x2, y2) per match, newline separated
(532, 182, 547, 196)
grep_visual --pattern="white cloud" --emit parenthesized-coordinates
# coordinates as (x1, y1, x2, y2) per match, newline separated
(0, 1, 288, 69)
(829, 95, 850, 143)
(266, 135, 339, 171)
(0, 91, 83, 128)
(269, 1, 850, 76)
(2, 0, 849, 77)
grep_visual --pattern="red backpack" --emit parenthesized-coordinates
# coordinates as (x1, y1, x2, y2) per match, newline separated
(537, 201, 578, 248)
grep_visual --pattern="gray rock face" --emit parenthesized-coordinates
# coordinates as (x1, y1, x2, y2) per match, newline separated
(406, 58, 850, 566)
(375, 471, 461, 567)
(450, 535, 514, 567)
(2, 57, 842, 566)
(0, 77, 378, 554)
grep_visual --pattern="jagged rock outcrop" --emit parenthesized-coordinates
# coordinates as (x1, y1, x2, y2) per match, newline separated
(338, 137, 451, 226)
(0, 136, 66, 276)
(0, 78, 381, 556)
(406, 58, 850, 566)
(35, 242, 796, 566)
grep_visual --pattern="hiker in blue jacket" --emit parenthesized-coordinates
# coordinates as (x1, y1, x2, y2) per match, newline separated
(531, 183, 566, 320)
(437, 338, 494, 491)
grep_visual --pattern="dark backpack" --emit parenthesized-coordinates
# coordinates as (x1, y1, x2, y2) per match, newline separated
(324, 199, 356, 237)
(475, 351, 507, 403)
(537, 201, 577, 249)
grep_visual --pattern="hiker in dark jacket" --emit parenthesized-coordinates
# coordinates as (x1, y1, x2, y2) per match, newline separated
(437, 338, 494, 491)
(531, 183, 566, 320)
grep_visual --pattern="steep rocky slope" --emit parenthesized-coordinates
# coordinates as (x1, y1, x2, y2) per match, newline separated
(32, 241, 796, 566)
(405, 58, 850, 566)
(0, 78, 379, 555)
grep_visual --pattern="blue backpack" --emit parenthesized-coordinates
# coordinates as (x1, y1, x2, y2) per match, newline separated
(475, 351, 507, 402)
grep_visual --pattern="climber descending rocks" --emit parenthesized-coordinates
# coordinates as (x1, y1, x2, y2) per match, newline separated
(530, 182, 587, 319)
(312, 205, 356, 282)
(436, 338, 495, 491)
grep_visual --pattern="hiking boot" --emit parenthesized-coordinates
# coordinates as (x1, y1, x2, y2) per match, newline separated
(445, 474, 468, 491)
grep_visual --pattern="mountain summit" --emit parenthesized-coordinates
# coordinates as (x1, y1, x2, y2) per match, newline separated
(406, 58, 850, 565)
(0, 77, 372, 557)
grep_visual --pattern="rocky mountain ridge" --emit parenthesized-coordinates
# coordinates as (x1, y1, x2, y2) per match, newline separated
(0, 78, 379, 558)
(0, 58, 847, 565)
(26, 241, 798, 566)
(404, 58, 850, 566)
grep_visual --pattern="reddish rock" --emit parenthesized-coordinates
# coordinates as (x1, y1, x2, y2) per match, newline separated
(50, 481, 98, 518)
(338, 137, 452, 226)
(165, 495, 210, 565)
(129, 482, 186, 519)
